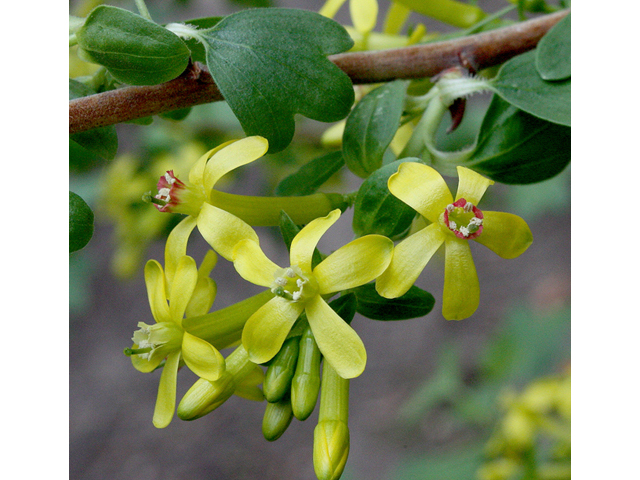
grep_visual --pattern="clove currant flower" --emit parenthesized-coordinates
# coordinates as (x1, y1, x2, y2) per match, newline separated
(376, 164, 533, 320)
(232, 209, 393, 379)
(127, 253, 225, 428)
(150, 136, 348, 260)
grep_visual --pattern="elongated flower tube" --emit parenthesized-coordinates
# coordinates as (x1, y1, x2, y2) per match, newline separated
(152, 136, 348, 260)
(376, 164, 533, 320)
(313, 362, 350, 480)
(232, 209, 394, 379)
(126, 254, 226, 428)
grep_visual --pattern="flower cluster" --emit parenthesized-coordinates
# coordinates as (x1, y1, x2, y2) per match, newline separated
(125, 123, 532, 478)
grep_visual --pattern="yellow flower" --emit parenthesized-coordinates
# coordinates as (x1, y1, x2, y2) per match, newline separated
(128, 251, 225, 428)
(376, 164, 533, 320)
(232, 209, 393, 379)
(152, 136, 348, 261)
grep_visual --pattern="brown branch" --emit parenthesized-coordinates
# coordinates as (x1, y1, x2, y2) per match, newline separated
(69, 10, 569, 135)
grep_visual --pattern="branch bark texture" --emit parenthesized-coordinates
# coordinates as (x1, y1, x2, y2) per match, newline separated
(69, 10, 569, 135)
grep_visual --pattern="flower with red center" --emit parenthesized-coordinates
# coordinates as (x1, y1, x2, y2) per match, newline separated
(376, 163, 533, 320)
(150, 136, 348, 261)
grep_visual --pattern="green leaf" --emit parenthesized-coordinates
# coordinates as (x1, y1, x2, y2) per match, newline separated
(180, 17, 223, 63)
(490, 49, 570, 126)
(76, 5, 190, 86)
(464, 95, 570, 184)
(343, 80, 409, 178)
(329, 293, 357, 326)
(198, 8, 355, 153)
(352, 159, 419, 238)
(275, 151, 344, 196)
(353, 283, 435, 321)
(69, 191, 94, 253)
(159, 107, 192, 121)
(536, 13, 570, 81)
(69, 79, 118, 160)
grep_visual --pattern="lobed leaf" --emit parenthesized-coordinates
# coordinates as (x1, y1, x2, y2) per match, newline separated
(198, 8, 355, 153)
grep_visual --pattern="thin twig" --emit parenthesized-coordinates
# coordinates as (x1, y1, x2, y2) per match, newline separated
(69, 10, 568, 135)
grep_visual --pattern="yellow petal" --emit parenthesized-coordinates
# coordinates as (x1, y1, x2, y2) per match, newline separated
(455, 166, 494, 205)
(144, 260, 171, 323)
(188, 140, 237, 186)
(319, 0, 348, 18)
(388, 162, 453, 223)
(196, 203, 259, 261)
(376, 223, 446, 298)
(383, 1, 411, 34)
(306, 295, 366, 379)
(232, 239, 281, 287)
(182, 332, 225, 381)
(291, 209, 341, 272)
(351, 0, 378, 35)
(315, 234, 393, 295)
(130, 344, 163, 373)
(203, 136, 269, 196)
(473, 211, 533, 259)
(442, 237, 479, 320)
(152, 350, 181, 429)
(169, 256, 198, 323)
(185, 277, 217, 318)
(164, 216, 197, 288)
(198, 249, 218, 278)
(242, 297, 305, 365)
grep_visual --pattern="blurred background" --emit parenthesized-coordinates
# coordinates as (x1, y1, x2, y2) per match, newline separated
(69, 1, 570, 479)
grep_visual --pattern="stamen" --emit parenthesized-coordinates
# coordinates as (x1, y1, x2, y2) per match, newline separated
(446, 204, 454, 213)
(449, 220, 457, 230)
(164, 172, 177, 185)
(292, 290, 302, 301)
(463, 202, 474, 213)
(285, 268, 296, 278)
(274, 278, 287, 287)
(459, 226, 470, 237)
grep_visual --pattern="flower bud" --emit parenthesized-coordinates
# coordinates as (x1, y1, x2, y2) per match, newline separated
(291, 327, 322, 420)
(264, 337, 299, 403)
(313, 420, 350, 480)
(313, 362, 350, 480)
(262, 395, 294, 442)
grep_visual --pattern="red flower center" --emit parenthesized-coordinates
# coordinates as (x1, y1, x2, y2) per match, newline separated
(443, 198, 484, 239)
